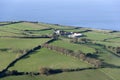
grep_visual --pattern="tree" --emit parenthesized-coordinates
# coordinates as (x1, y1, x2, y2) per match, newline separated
(52, 33, 59, 40)
(70, 38, 78, 43)
(79, 53, 86, 60)
(80, 38, 88, 43)
(116, 47, 120, 54)
(39, 67, 50, 75)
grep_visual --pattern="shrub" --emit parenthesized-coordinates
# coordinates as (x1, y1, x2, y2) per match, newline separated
(39, 67, 50, 75)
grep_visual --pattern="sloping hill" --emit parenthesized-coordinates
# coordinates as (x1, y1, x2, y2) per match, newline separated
(0, 21, 120, 80)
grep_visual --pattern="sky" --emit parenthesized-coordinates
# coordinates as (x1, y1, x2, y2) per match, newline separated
(1, 0, 119, 21)
(0, 0, 120, 30)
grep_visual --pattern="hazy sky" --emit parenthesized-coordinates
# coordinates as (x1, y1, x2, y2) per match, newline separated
(1, 0, 119, 21)
(0, 0, 120, 30)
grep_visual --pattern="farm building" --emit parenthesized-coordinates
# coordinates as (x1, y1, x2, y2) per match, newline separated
(54, 30, 83, 38)
(68, 33, 83, 38)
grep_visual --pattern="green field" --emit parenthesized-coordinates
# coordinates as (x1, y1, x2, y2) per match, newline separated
(50, 39, 96, 54)
(0, 38, 50, 71)
(26, 29, 53, 36)
(94, 41, 120, 47)
(0, 22, 120, 80)
(86, 43, 120, 80)
(100, 68, 120, 80)
(9, 48, 91, 72)
(38, 22, 74, 30)
(0, 52, 15, 71)
(107, 38, 120, 42)
(64, 28, 89, 32)
(0, 22, 52, 37)
(83, 31, 117, 41)
(0, 38, 49, 50)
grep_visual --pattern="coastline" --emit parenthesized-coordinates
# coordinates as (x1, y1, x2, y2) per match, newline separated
(0, 21, 120, 32)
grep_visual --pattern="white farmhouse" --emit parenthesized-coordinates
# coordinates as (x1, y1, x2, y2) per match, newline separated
(54, 30, 61, 35)
(68, 33, 83, 38)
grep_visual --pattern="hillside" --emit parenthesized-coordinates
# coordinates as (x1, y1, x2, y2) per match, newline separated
(0, 21, 120, 80)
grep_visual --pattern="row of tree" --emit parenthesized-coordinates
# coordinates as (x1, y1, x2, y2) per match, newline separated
(3, 66, 98, 76)
(42, 44, 102, 68)
(0, 21, 23, 26)
(3, 70, 40, 77)
(0, 34, 52, 39)
(70, 38, 91, 44)
(106, 46, 120, 55)
(91, 42, 120, 56)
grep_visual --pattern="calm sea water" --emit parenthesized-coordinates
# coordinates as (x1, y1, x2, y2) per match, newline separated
(0, 0, 120, 30)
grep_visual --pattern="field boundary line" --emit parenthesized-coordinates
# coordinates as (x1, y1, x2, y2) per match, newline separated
(99, 69, 115, 80)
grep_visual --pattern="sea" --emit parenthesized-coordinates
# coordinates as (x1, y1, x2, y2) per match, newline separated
(0, 0, 120, 31)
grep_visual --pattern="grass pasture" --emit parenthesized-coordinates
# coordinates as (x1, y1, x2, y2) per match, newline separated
(0, 22, 120, 80)
(0, 38, 50, 71)
(95, 41, 120, 47)
(64, 28, 91, 33)
(9, 48, 91, 72)
(86, 43, 120, 65)
(84, 31, 116, 41)
(0, 22, 9, 25)
(38, 22, 75, 30)
(25, 29, 53, 36)
(0, 22, 52, 37)
(86, 43, 120, 80)
(7, 22, 48, 30)
(100, 68, 120, 80)
(0, 52, 15, 71)
(106, 37, 120, 43)
(50, 40, 96, 54)
(0, 38, 49, 50)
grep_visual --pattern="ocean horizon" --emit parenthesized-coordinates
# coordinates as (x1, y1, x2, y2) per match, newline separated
(0, 0, 120, 31)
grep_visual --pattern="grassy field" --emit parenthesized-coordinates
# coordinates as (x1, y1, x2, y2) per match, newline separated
(94, 41, 120, 47)
(64, 28, 89, 32)
(26, 29, 53, 36)
(0, 70, 113, 80)
(82, 30, 120, 47)
(0, 38, 49, 50)
(83, 31, 117, 41)
(6, 22, 48, 30)
(86, 43, 120, 65)
(0, 22, 120, 80)
(0, 22, 9, 25)
(0, 22, 52, 71)
(106, 37, 120, 43)
(0, 52, 15, 71)
(99, 50, 120, 80)
(38, 22, 74, 30)
(9, 48, 91, 72)
(110, 31, 120, 36)
(0, 38, 50, 71)
(0, 27, 22, 36)
(100, 68, 120, 80)
(0, 22, 52, 37)
(87, 43, 120, 80)
(50, 39, 96, 54)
